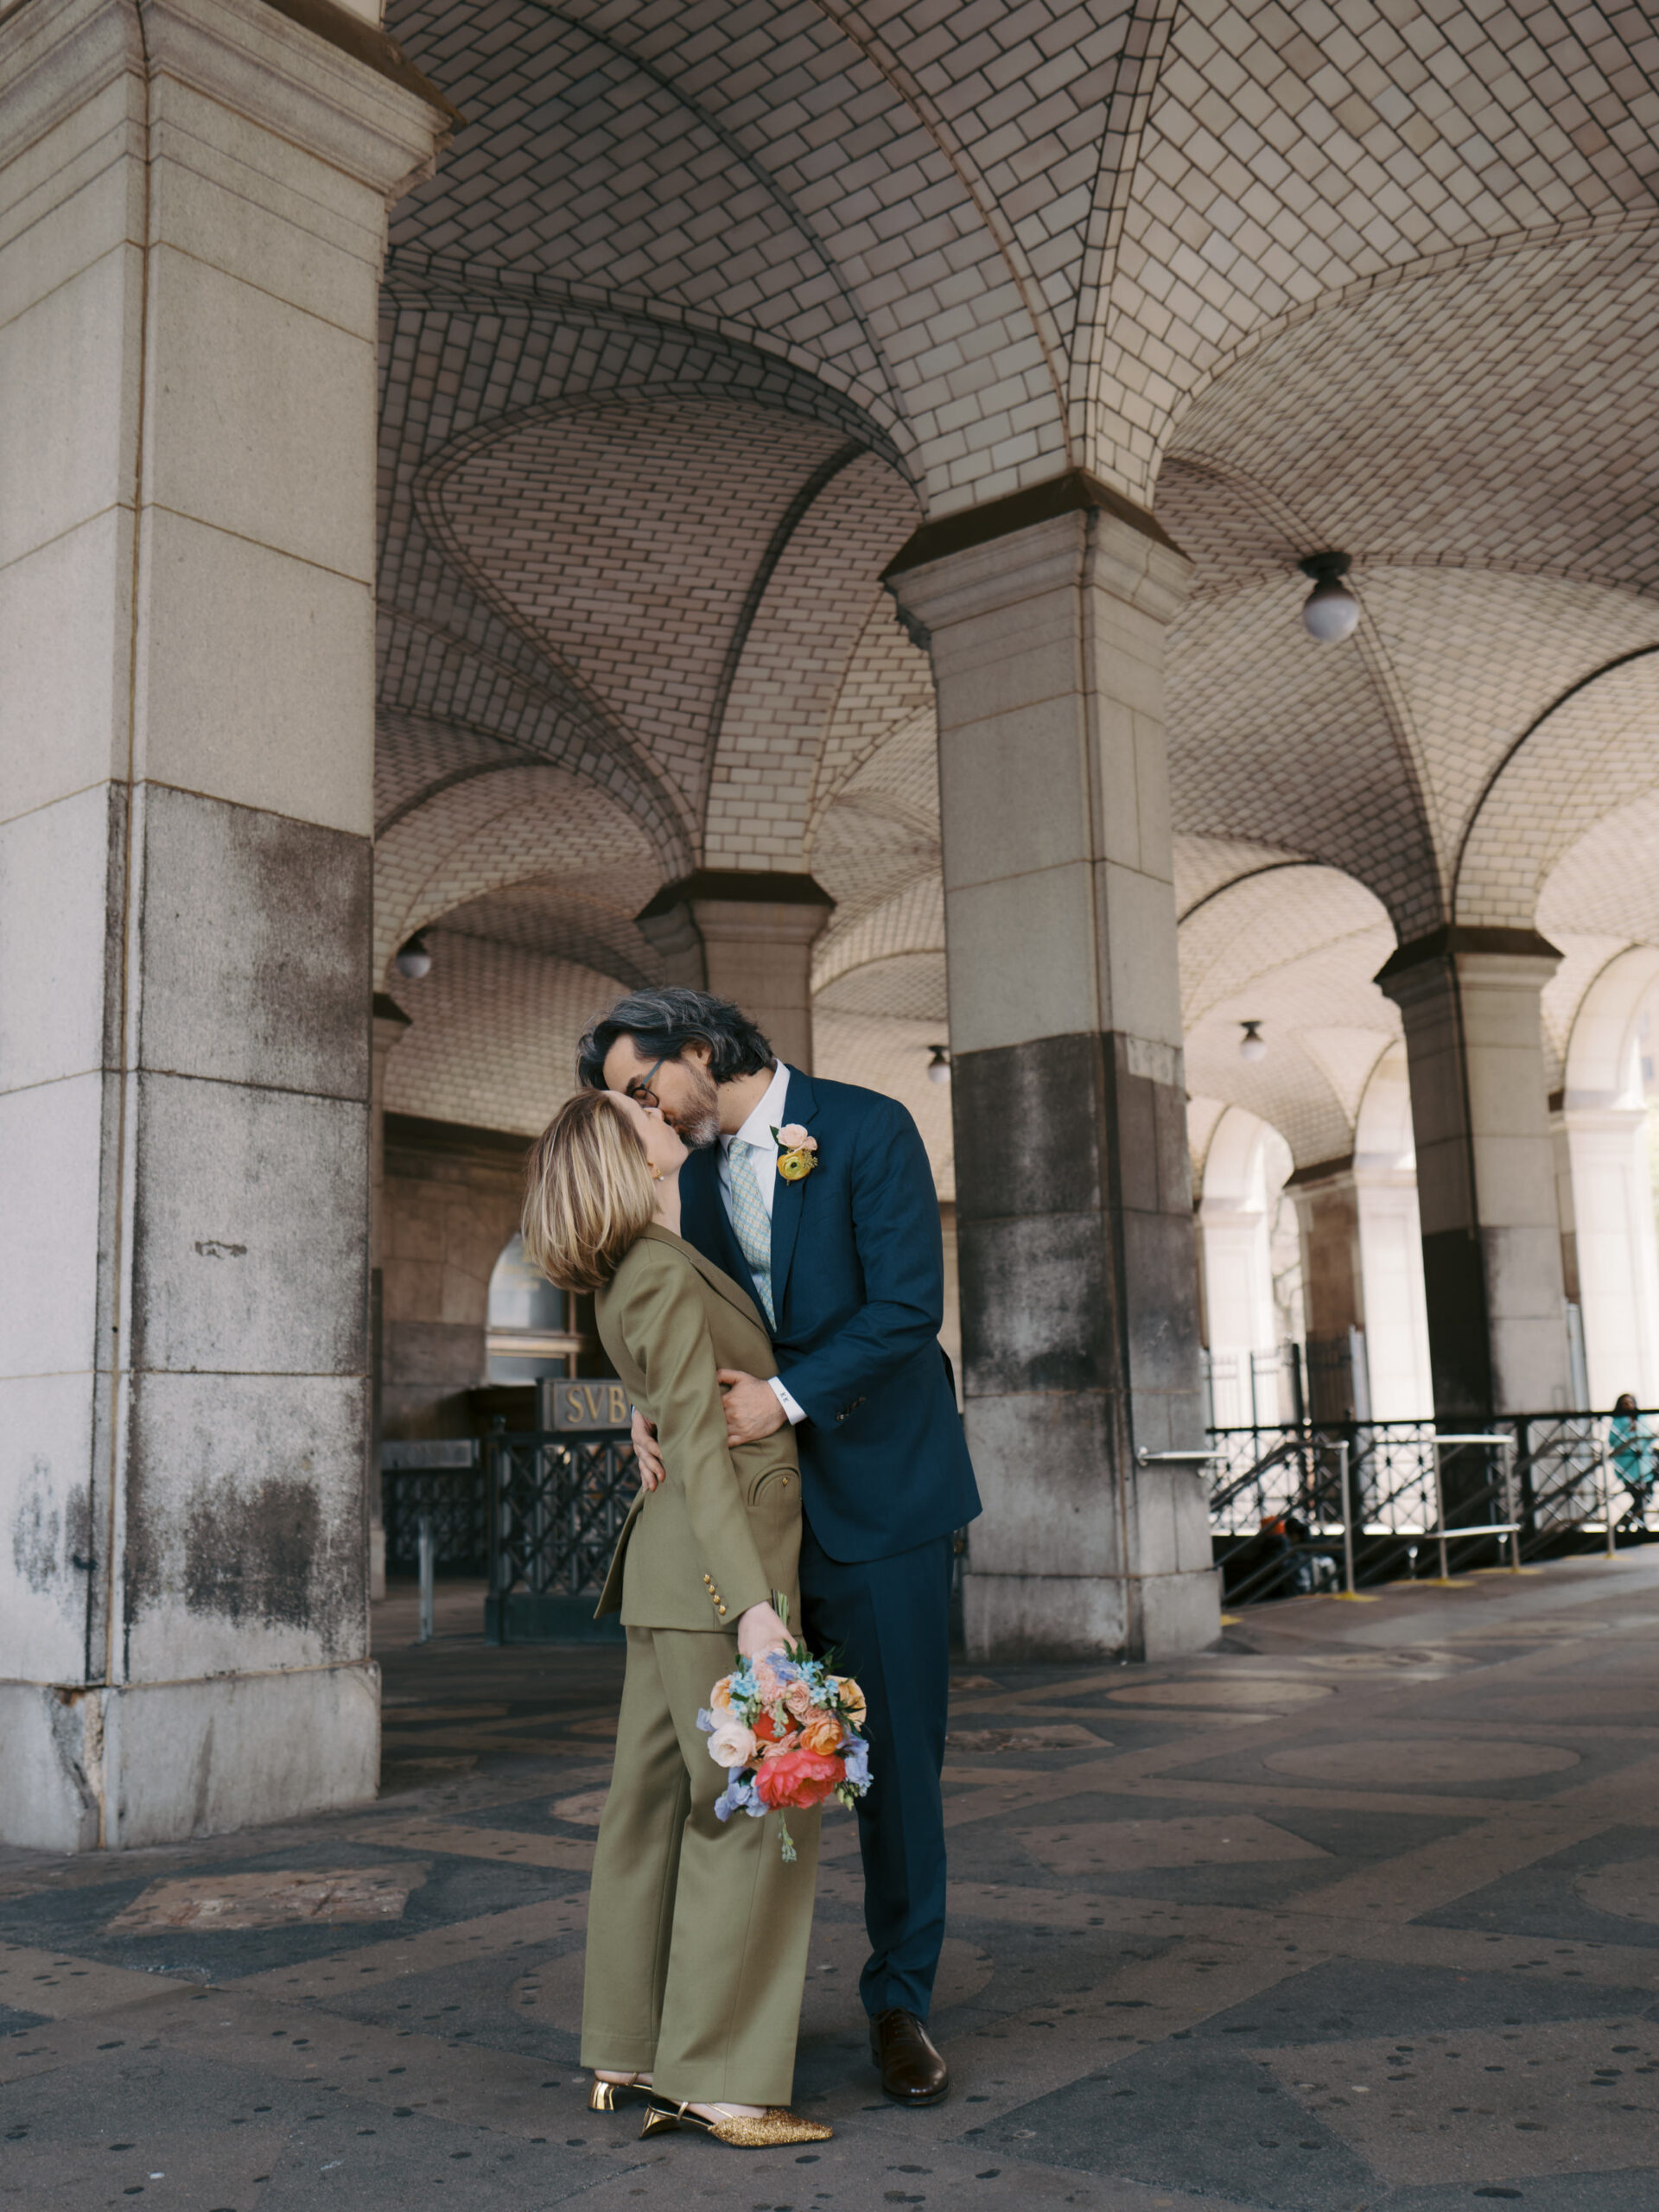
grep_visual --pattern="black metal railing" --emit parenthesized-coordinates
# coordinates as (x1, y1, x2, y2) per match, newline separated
(1207, 1408, 1659, 1602)
(382, 1441, 489, 1575)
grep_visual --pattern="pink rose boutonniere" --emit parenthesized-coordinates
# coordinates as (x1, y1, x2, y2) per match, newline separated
(772, 1122, 819, 1183)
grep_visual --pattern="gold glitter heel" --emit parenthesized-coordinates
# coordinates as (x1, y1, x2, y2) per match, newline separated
(589, 2073, 651, 2112)
(640, 2097, 833, 2147)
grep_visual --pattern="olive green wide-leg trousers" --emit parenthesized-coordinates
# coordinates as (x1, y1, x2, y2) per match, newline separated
(581, 1626, 821, 2106)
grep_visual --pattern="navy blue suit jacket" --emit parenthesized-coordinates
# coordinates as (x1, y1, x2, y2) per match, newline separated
(678, 1066, 981, 1566)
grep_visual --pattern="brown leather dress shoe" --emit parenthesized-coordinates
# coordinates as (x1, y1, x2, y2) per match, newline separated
(869, 2007, 950, 2106)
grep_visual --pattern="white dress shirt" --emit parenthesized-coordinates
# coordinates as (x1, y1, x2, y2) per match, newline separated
(716, 1062, 806, 1426)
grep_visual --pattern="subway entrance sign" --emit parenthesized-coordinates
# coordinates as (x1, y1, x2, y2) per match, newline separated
(548, 1380, 631, 1431)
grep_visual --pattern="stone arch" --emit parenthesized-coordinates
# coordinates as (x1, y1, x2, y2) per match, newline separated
(1554, 947, 1659, 1408)
(1179, 864, 1400, 1170)
(1195, 1102, 1284, 1211)
(1191, 1103, 1296, 1427)
(1563, 947, 1659, 1107)
(1457, 651, 1659, 931)
(1353, 1042, 1415, 1170)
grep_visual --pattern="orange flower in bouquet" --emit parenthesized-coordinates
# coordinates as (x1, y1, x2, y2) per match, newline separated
(753, 1746, 843, 1810)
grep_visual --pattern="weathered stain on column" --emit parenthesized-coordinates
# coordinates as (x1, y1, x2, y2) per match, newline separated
(0, 0, 454, 1851)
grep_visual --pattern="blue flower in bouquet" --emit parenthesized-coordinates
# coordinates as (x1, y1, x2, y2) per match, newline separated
(842, 1736, 870, 1789)
(714, 1773, 760, 1821)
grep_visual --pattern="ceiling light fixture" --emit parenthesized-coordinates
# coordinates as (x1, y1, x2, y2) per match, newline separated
(926, 1043, 951, 1086)
(394, 931, 433, 980)
(1239, 1020, 1267, 1063)
(1298, 551, 1360, 642)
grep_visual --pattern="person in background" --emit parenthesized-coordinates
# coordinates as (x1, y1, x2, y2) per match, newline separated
(1610, 1392, 1655, 1534)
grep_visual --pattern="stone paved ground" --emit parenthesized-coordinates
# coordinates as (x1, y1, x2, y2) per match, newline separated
(6, 1557, 1659, 2212)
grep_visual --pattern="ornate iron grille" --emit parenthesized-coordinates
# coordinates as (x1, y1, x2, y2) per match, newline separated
(383, 1458, 488, 1575)
(486, 1432, 638, 1639)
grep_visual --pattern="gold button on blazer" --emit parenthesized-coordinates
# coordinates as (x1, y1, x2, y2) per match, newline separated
(593, 1224, 803, 1630)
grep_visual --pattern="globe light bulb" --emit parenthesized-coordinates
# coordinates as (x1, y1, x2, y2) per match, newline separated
(1298, 551, 1360, 642)
(926, 1044, 951, 1086)
(1239, 1020, 1267, 1063)
(395, 931, 432, 980)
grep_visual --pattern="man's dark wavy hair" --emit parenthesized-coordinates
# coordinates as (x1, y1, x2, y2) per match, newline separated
(577, 987, 774, 1092)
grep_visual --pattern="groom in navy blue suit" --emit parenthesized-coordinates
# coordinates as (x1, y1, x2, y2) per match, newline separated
(580, 987, 980, 2105)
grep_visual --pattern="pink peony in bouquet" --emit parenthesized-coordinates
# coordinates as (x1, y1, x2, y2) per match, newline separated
(698, 1600, 872, 1862)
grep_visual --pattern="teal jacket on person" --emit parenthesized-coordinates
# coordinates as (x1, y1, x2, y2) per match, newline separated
(677, 1065, 981, 1565)
(1611, 1413, 1655, 1489)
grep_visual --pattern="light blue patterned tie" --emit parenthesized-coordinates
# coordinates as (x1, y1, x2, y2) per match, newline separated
(727, 1139, 775, 1328)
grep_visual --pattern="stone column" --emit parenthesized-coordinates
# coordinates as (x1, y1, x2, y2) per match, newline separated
(1288, 1158, 1434, 1422)
(0, 0, 451, 1850)
(1377, 930, 1571, 1421)
(886, 472, 1218, 1662)
(637, 869, 833, 1071)
(1553, 1099, 1659, 1408)
(1288, 1161, 1367, 1421)
(367, 995, 412, 1601)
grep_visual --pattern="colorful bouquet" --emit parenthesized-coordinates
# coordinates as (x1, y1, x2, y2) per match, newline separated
(697, 1602, 872, 1862)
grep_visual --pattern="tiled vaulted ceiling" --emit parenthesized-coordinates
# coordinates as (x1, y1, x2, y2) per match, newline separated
(373, 0, 1659, 1173)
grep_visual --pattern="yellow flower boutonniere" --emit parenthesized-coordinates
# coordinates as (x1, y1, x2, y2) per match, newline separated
(773, 1122, 820, 1183)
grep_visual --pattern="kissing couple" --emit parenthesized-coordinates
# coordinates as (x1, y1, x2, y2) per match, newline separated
(522, 987, 980, 2150)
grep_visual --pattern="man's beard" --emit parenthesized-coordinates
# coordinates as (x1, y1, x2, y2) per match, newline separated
(675, 1064, 722, 1150)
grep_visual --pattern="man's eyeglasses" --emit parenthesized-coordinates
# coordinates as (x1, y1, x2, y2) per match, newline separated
(626, 1055, 669, 1109)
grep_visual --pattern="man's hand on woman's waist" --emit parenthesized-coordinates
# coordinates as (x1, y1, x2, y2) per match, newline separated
(718, 1369, 791, 1446)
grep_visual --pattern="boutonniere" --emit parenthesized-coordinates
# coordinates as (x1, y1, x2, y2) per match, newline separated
(772, 1123, 819, 1182)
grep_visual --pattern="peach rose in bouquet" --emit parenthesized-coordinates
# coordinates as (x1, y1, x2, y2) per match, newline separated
(705, 1717, 757, 1770)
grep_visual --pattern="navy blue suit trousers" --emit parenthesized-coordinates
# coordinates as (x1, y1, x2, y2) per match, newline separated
(678, 1065, 979, 2024)
(799, 1522, 955, 2021)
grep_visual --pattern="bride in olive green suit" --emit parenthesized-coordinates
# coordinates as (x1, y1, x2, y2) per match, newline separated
(522, 1086, 831, 2152)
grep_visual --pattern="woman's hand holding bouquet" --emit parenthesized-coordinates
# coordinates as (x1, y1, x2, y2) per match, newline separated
(698, 1596, 872, 1862)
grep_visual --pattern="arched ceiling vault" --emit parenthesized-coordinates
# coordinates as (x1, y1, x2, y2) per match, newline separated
(1460, 650, 1659, 931)
(1157, 221, 1659, 938)
(372, 762, 657, 985)
(372, 0, 1659, 1167)
(1179, 863, 1400, 1167)
(386, 0, 1659, 509)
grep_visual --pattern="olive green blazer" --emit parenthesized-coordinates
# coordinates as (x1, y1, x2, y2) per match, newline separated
(594, 1224, 803, 1631)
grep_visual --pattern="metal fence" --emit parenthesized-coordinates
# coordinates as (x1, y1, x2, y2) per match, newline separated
(382, 1441, 489, 1576)
(484, 1429, 637, 1643)
(1206, 1407, 1659, 1603)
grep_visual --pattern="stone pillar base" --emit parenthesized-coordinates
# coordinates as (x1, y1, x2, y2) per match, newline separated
(0, 1662, 379, 1854)
(964, 1567, 1220, 1663)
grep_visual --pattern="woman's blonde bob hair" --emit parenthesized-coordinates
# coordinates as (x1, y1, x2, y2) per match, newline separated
(522, 1090, 658, 1294)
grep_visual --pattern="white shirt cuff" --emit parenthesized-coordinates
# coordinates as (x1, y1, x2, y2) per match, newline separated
(768, 1376, 808, 1426)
